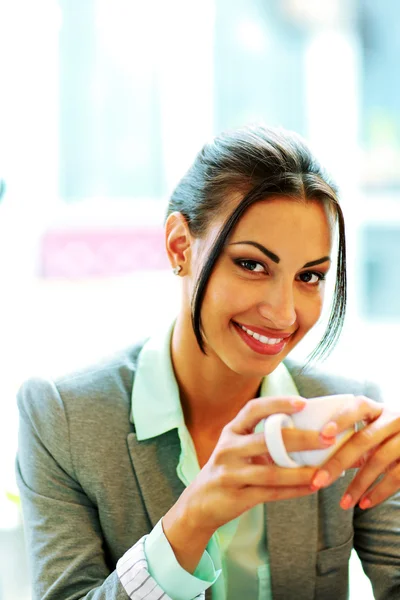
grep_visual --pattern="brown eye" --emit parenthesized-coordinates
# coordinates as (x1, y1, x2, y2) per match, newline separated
(235, 259, 266, 273)
(298, 271, 325, 284)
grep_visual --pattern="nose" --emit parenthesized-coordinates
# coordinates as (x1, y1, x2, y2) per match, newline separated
(257, 280, 297, 329)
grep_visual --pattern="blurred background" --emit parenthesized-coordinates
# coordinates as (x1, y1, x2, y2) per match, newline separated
(1, 0, 399, 597)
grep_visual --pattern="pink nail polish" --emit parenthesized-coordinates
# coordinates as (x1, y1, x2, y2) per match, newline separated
(292, 399, 305, 409)
(311, 470, 331, 489)
(321, 421, 337, 436)
(359, 498, 372, 510)
(321, 436, 335, 446)
(340, 493, 353, 510)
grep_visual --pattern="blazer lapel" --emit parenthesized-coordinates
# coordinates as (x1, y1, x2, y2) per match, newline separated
(128, 429, 213, 600)
(127, 428, 185, 528)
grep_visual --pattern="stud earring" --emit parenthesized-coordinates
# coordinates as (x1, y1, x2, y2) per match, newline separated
(173, 265, 182, 275)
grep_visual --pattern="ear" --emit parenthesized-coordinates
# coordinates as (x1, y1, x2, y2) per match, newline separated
(165, 212, 193, 274)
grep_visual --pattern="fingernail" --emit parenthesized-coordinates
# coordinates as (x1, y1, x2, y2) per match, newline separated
(359, 497, 372, 510)
(311, 470, 331, 489)
(340, 493, 353, 510)
(320, 435, 335, 446)
(321, 422, 337, 436)
(292, 399, 305, 409)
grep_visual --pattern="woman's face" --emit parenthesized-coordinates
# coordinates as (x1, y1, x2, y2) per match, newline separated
(192, 197, 333, 378)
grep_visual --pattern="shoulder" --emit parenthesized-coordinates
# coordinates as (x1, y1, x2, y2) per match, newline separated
(284, 359, 383, 402)
(17, 341, 150, 503)
(17, 340, 147, 430)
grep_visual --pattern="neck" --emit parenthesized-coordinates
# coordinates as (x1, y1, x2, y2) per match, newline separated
(171, 315, 262, 432)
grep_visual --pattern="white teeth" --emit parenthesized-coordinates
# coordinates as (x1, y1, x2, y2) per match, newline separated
(239, 324, 284, 345)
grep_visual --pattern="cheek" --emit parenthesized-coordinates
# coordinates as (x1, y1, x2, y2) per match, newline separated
(204, 273, 255, 318)
(297, 291, 324, 330)
(203, 284, 235, 318)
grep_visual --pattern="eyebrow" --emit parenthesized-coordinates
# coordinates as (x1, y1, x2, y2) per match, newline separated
(229, 241, 331, 268)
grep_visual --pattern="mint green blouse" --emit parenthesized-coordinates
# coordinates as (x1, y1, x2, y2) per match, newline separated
(131, 321, 299, 599)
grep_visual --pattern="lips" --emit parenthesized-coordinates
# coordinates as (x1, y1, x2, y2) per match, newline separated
(232, 321, 292, 356)
(233, 321, 293, 339)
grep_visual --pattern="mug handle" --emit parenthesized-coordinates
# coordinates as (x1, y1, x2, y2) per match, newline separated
(264, 413, 300, 468)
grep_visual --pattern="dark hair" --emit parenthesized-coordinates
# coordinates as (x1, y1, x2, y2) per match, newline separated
(165, 125, 346, 364)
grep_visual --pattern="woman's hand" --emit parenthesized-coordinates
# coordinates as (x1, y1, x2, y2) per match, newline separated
(310, 395, 400, 510)
(163, 395, 335, 572)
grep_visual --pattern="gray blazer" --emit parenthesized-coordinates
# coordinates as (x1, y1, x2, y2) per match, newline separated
(16, 342, 400, 600)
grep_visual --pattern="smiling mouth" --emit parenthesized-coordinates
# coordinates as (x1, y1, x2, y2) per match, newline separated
(237, 323, 283, 345)
(232, 321, 291, 356)
(234, 321, 293, 343)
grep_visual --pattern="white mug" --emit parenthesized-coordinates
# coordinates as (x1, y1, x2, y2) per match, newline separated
(263, 394, 356, 468)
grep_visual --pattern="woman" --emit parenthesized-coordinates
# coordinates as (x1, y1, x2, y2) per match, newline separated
(16, 125, 400, 600)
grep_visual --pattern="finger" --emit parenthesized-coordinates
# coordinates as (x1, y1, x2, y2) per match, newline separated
(225, 431, 272, 458)
(358, 461, 400, 509)
(223, 463, 316, 487)
(320, 395, 383, 437)
(282, 428, 337, 453)
(310, 417, 397, 490)
(348, 453, 370, 469)
(230, 429, 336, 459)
(229, 396, 306, 434)
(242, 484, 315, 506)
(339, 435, 400, 509)
(251, 454, 275, 466)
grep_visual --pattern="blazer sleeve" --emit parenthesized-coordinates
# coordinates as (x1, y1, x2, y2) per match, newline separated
(352, 380, 400, 599)
(16, 377, 174, 600)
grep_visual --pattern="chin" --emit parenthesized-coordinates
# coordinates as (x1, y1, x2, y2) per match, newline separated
(223, 353, 285, 379)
